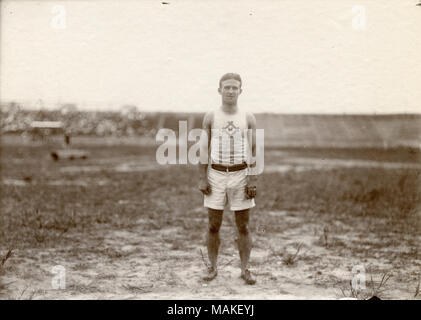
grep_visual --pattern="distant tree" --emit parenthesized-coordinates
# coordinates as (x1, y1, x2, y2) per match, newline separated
(4, 101, 21, 114)
(60, 103, 78, 116)
(120, 105, 144, 120)
(59, 104, 79, 135)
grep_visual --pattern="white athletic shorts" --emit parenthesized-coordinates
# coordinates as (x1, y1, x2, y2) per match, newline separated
(204, 167, 256, 211)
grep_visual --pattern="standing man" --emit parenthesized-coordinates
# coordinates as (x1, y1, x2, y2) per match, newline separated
(198, 73, 258, 285)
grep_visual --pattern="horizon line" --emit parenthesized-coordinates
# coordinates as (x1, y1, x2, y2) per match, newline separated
(1, 99, 420, 116)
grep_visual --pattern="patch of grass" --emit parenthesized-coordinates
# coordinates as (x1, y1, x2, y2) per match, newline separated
(1, 249, 13, 267)
(66, 282, 99, 294)
(367, 272, 392, 299)
(96, 273, 117, 280)
(16, 286, 36, 300)
(2, 143, 420, 251)
(122, 284, 153, 294)
(322, 226, 329, 247)
(72, 263, 91, 271)
(337, 272, 392, 300)
(282, 243, 304, 266)
(0, 250, 13, 293)
(413, 275, 420, 299)
(265, 146, 421, 164)
(261, 168, 421, 220)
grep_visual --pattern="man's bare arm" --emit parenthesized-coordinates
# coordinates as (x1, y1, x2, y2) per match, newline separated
(245, 112, 257, 199)
(247, 112, 257, 169)
(198, 111, 213, 194)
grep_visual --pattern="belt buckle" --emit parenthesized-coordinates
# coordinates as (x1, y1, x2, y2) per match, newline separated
(226, 166, 229, 173)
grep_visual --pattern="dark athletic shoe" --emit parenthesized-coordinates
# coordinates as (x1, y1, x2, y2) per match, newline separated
(203, 267, 218, 281)
(241, 269, 256, 285)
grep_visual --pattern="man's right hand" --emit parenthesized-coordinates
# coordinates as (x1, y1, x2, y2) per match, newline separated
(198, 178, 211, 195)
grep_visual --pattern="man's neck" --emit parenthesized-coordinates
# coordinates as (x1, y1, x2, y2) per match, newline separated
(221, 103, 238, 114)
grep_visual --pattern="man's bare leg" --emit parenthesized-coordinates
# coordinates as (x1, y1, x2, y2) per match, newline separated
(204, 208, 223, 281)
(235, 209, 256, 285)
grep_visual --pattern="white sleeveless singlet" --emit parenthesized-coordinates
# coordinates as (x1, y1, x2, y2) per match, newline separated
(210, 107, 250, 166)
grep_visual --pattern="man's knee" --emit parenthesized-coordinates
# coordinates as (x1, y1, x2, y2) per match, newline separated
(237, 222, 249, 236)
(209, 220, 221, 234)
(208, 208, 223, 234)
(235, 209, 250, 236)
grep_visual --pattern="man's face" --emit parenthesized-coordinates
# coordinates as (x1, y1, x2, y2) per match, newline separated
(218, 79, 242, 105)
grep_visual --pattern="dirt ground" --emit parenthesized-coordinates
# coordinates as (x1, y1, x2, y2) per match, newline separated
(1, 137, 420, 300)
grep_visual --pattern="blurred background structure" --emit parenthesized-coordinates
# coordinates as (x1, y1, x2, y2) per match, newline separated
(1, 101, 420, 148)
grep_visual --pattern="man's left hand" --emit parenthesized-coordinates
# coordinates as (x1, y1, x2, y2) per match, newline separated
(245, 174, 257, 199)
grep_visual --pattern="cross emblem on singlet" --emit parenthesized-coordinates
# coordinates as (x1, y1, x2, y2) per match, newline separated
(222, 121, 240, 136)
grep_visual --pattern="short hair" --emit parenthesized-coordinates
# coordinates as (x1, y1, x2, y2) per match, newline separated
(219, 73, 242, 88)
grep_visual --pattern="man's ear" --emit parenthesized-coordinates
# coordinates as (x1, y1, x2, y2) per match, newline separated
(239, 88, 243, 95)
(218, 87, 222, 95)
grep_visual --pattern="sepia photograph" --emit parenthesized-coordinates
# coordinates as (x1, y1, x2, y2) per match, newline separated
(1, 0, 420, 305)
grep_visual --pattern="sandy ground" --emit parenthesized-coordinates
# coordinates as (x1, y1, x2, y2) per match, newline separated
(2, 209, 420, 300)
(1, 152, 420, 300)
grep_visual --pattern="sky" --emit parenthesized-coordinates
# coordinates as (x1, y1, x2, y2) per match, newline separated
(1, 0, 420, 114)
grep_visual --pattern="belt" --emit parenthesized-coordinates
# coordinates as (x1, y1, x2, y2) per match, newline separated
(211, 162, 248, 172)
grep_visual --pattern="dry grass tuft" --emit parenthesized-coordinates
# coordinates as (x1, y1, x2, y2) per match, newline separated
(0, 249, 14, 293)
(338, 272, 392, 300)
(282, 243, 304, 266)
(413, 275, 420, 299)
